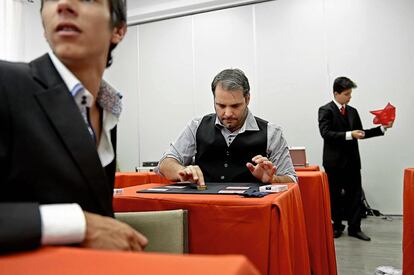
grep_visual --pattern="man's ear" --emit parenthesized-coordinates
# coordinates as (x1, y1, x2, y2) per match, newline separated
(245, 95, 250, 105)
(111, 23, 127, 44)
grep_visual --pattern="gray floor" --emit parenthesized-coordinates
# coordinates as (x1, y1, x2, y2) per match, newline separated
(334, 216, 402, 275)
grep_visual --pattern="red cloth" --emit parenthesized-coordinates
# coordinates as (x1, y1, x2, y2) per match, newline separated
(115, 172, 172, 188)
(370, 102, 396, 125)
(113, 183, 311, 275)
(404, 168, 414, 275)
(0, 247, 261, 275)
(114, 172, 152, 188)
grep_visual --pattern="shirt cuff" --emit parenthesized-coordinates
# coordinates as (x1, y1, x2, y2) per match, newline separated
(346, 131, 352, 140)
(380, 125, 386, 133)
(40, 203, 86, 245)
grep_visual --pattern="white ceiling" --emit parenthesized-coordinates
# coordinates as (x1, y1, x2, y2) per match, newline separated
(126, 0, 275, 25)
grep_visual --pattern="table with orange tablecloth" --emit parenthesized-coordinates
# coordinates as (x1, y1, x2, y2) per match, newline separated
(403, 168, 414, 275)
(297, 171, 337, 275)
(113, 183, 311, 275)
(0, 247, 260, 275)
(114, 170, 337, 275)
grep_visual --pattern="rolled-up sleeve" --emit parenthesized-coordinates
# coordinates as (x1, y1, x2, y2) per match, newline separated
(267, 124, 297, 183)
(156, 118, 201, 172)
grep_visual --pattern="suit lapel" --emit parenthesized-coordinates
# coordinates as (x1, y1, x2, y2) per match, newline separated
(329, 101, 349, 128)
(29, 55, 112, 213)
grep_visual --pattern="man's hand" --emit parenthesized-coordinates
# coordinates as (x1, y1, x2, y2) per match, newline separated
(246, 155, 276, 183)
(81, 212, 148, 251)
(351, 130, 365, 139)
(384, 121, 394, 129)
(177, 165, 205, 186)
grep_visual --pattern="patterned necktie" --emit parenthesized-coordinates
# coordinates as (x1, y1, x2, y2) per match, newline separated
(340, 106, 346, 115)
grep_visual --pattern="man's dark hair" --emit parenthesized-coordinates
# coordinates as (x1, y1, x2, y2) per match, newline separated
(211, 69, 250, 97)
(41, 0, 126, 68)
(333, 76, 357, 94)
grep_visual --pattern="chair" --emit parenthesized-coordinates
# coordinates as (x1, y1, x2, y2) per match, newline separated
(115, 209, 188, 254)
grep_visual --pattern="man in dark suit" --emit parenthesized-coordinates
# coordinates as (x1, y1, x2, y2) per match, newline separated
(318, 76, 393, 241)
(0, 0, 147, 252)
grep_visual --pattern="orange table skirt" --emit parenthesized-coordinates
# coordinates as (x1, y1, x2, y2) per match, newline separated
(0, 247, 261, 275)
(297, 171, 337, 275)
(404, 168, 414, 275)
(113, 183, 310, 275)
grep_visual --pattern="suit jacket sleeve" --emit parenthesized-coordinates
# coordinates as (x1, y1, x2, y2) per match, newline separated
(0, 203, 42, 253)
(363, 125, 384, 139)
(0, 63, 42, 253)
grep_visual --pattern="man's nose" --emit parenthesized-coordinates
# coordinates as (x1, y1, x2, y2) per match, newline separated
(224, 107, 233, 117)
(57, 0, 77, 16)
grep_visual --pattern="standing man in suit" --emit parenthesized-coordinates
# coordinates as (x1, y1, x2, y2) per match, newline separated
(318, 76, 393, 241)
(0, 0, 147, 252)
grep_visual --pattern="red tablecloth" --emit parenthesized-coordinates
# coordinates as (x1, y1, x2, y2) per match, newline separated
(297, 171, 337, 275)
(113, 183, 310, 275)
(295, 165, 320, 171)
(404, 168, 414, 275)
(115, 172, 151, 188)
(0, 247, 260, 275)
(115, 172, 171, 188)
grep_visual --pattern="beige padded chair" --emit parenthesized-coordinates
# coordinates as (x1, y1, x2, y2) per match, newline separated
(115, 209, 188, 254)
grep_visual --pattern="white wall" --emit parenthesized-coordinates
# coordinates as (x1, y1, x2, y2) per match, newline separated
(22, 0, 49, 61)
(17, 0, 413, 214)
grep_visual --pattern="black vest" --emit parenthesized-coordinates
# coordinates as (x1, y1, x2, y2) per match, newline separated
(195, 114, 268, 183)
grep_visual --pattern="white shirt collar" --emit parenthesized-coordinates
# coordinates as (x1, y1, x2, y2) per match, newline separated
(48, 51, 81, 94)
(333, 99, 344, 110)
(48, 51, 122, 167)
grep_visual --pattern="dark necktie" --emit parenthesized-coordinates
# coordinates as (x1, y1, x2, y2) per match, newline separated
(340, 106, 346, 115)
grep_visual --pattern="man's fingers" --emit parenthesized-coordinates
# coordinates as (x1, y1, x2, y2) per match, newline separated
(246, 162, 255, 172)
(187, 166, 199, 180)
(135, 231, 148, 249)
(251, 155, 263, 162)
(129, 231, 148, 251)
(179, 165, 205, 185)
(197, 172, 205, 185)
(252, 155, 270, 164)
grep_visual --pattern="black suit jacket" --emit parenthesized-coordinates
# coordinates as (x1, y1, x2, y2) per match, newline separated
(0, 55, 116, 252)
(318, 101, 383, 170)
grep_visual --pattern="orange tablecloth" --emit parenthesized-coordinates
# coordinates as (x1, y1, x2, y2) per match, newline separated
(0, 247, 260, 275)
(115, 172, 151, 188)
(297, 171, 337, 275)
(113, 183, 311, 275)
(115, 172, 171, 188)
(295, 165, 320, 172)
(403, 168, 414, 275)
